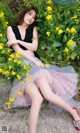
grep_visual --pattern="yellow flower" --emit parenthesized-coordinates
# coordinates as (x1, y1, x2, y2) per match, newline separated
(14, 59, 17, 63)
(46, 31, 50, 37)
(4, 21, 8, 25)
(71, 15, 77, 19)
(17, 91, 22, 95)
(56, 27, 59, 31)
(46, 15, 52, 20)
(26, 73, 29, 76)
(10, 54, 14, 58)
(28, 88, 32, 91)
(16, 52, 20, 57)
(67, 39, 73, 46)
(47, 6, 52, 12)
(27, 77, 31, 81)
(12, 71, 16, 75)
(2, 50, 5, 53)
(17, 75, 21, 80)
(7, 77, 10, 80)
(4, 71, 9, 75)
(0, 12, 4, 18)
(7, 49, 10, 53)
(66, 28, 70, 32)
(45, 63, 50, 67)
(9, 65, 12, 69)
(8, 58, 12, 61)
(22, 80, 25, 84)
(46, 0, 52, 4)
(0, 33, 3, 37)
(7, 105, 11, 109)
(0, 68, 2, 73)
(7, 102, 11, 106)
(58, 29, 63, 34)
(17, 61, 22, 64)
(70, 27, 76, 34)
(0, 45, 3, 50)
(23, 65, 27, 70)
(9, 97, 15, 102)
(64, 47, 69, 53)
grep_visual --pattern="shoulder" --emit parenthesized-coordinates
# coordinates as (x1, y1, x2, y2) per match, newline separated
(7, 25, 17, 31)
(33, 27, 38, 35)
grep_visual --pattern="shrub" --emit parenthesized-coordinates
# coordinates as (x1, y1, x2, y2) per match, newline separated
(0, 2, 31, 81)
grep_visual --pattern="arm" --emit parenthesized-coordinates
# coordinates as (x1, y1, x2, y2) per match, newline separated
(7, 26, 37, 63)
(7, 26, 38, 51)
(7, 26, 44, 68)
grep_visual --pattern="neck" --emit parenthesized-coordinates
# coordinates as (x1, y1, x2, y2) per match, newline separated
(19, 22, 29, 29)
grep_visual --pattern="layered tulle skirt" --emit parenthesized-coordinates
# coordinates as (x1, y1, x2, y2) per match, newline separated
(7, 57, 78, 112)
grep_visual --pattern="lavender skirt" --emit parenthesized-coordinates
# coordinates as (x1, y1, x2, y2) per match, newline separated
(8, 57, 78, 112)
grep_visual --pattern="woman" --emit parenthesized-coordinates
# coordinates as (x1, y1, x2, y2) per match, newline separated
(6, 6, 80, 133)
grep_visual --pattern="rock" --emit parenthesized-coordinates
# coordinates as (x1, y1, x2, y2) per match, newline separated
(0, 101, 80, 133)
(0, 76, 12, 109)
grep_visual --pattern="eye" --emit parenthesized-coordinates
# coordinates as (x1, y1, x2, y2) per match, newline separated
(29, 12, 32, 15)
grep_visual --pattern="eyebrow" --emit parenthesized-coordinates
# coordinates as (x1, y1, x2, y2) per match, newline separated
(29, 11, 36, 18)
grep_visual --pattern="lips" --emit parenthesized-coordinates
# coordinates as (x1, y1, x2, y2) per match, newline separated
(28, 19, 32, 23)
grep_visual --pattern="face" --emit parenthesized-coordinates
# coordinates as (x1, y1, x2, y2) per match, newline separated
(24, 10, 36, 25)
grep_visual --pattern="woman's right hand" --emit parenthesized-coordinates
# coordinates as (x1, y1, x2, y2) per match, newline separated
(35, 60, 44, 69)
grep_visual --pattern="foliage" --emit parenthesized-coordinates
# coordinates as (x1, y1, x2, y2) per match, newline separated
(0, 2, 31, 81)
(0, 0, 80, 82)
(21, 0, 80, 68)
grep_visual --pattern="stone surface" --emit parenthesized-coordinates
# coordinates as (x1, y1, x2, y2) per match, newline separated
(0, 76, 11, 108)
(0, 101, 80, 133)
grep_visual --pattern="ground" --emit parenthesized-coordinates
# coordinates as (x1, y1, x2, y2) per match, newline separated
(0, 101, 80, 133)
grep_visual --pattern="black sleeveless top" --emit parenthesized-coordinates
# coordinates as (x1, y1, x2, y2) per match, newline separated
(11, 25, 33, 50)
(10, 25, 39, 58)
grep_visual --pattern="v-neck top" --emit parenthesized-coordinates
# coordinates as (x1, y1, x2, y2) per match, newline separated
(11, 25, 33, 50)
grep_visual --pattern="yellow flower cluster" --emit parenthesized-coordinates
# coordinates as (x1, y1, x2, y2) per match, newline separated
(17, 91, 22, 95)
(66, 27, 76, 34)
(58, 29, 63, 34)
(67, 39, 73, 46)
(0, 43, 3, 50)
(0, 68, 2, 73)
(27, 77, 31, 81)
(45, 63, 50, 67)
(47, 6, 52, 12)
(64, 47, 69, 53)
(66, 28, 70, 32)
(56, 27, 63, 35)
(12, 71, 16, 75)
(28, 88, 32, 91)
(46, 31, 50, 37)
(71, 15, 77, 19)
(10, 53, 14, 58)
(0, 12, 4, 18)
(46, 15, 52, 20)
(17, 74, 21, 80)
(70, 27, 76, 34)
(0, 33, 3, 37)
(7, 97, 15, 109)
(46, 0, 52, 4)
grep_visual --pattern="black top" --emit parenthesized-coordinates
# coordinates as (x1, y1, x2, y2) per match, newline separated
(11, 25, 33, 50)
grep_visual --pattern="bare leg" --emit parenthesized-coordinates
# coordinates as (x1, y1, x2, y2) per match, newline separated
(24, 82, 43, 133)
(37, 77, 80, 121)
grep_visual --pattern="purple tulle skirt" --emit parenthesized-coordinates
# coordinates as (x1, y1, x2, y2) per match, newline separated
(7, 57, 78, 112)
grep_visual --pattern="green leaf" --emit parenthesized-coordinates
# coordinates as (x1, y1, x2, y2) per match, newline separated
(53, 41, 62, 47)
(70, 52, 77, 60)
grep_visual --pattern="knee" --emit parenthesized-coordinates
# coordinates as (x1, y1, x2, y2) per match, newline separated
(44, 93, 54, 102)
(37, 77, 46, 84)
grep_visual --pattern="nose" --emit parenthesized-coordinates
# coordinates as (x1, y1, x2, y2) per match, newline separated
(29, 15, 33, 20)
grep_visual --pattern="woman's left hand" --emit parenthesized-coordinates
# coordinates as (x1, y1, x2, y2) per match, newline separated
(6, 39, 18, 47)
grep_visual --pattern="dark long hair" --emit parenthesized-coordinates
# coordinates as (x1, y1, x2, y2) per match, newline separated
(15, 6, 38, 27)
